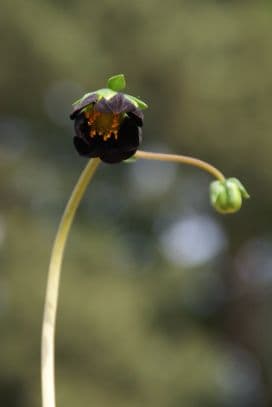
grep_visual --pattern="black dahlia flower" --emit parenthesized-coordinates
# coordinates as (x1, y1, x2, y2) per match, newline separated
(70, 74, 148, 164)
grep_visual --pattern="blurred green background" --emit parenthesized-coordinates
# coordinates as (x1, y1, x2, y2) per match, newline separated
(1, 0, 271, 406)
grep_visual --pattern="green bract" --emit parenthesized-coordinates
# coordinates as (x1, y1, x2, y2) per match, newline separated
(210, 178, 250, 214)
(107, 74, 126, 91)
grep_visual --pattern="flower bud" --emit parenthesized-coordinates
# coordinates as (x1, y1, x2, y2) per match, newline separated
(210, 178, 249, 214)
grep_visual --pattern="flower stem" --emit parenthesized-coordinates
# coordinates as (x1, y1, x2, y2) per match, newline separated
(135, 150, 225, 181)
(41, 158, 100, 407)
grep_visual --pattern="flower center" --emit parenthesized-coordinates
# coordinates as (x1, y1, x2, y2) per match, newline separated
(84, 109, 121, 141)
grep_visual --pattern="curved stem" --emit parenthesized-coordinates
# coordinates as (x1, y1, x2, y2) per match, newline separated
(41, 148, 224, 406)
(135, 150, 225, 181)
(41, 158, 100, 407)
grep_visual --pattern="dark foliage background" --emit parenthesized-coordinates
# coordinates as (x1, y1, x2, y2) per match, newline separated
(0, 1, 271, 406)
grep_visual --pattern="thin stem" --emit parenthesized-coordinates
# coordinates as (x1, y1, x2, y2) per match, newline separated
(41, 158, 100, 407)
(41, 148, 224, 407)
(135, 150, 225, 181)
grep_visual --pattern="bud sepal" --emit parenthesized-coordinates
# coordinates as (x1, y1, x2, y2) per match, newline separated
(210, 178, 249, 214)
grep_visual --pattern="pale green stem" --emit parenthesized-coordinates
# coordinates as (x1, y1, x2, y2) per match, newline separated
(41, 148, 224, 407)
(41, 158, 100, 407)
(135, 150, 225, 181)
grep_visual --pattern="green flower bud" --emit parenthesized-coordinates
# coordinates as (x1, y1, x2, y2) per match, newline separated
(210, 178, 250, 214)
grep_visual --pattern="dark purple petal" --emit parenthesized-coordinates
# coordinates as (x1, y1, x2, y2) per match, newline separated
(73, 137, 99, 158)
(118, 116, 141, 151)
(95, 93, 136, 115)
(98, 116, 141, 163)
(93, 98, 113, 113)
(127, 110, 143, 127)
(74, 113, 89, 140)
(99, 149, 137, 164)
(108, 93, 135, 113)
(73, 114, 102, 157)
(70, 93, 98, 119)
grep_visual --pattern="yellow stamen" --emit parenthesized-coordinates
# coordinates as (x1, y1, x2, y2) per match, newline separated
(84, 110, 121, 142)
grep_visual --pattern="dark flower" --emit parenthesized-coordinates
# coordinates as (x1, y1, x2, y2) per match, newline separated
(70, 84, 147, 164)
